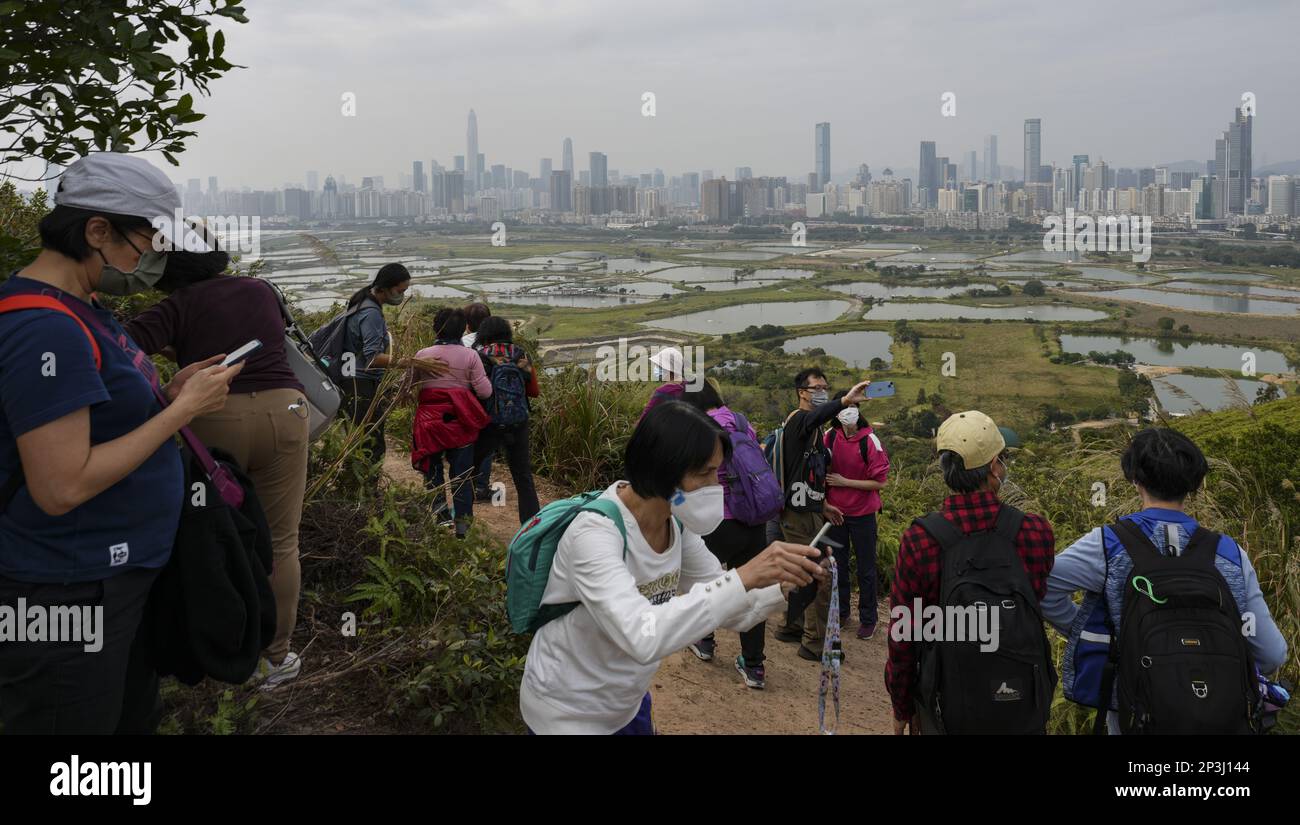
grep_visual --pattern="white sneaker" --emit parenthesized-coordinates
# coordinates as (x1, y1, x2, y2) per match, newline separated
(254, 651, 302, 691)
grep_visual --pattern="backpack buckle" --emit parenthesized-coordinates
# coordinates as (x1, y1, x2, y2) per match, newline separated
(1192, 680, 1208, 699)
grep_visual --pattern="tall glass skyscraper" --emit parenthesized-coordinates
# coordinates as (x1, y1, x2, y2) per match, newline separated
(562, 138, 574, 174)
(467, 109, 479, 195)
(1023, 119, 1041, 184)
(815, 122, 831, 187)
(983, 135, 998, 182)
(919, 141, 937, 207)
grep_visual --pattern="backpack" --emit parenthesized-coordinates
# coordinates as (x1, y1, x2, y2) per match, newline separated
(780, 412, 828, 513)
(506, 491, 627, 634)
(308, 299, 380, 384)
(481, 347, 530, 427)
(914, 504, 1056, 734)
(263, 280, 340, 440)
(721, 411, 783, 526)
(1104, 520, 1258, 734)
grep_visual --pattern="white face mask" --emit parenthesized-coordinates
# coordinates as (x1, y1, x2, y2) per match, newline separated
(670, 485, 725, 536)
(837, 407, 860, 427)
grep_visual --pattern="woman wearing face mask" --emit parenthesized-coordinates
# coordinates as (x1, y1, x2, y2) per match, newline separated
(637, 346, 687, 422)
(823, 394, 889, 640)
(519, 400, 829, 734)
(124, 226, 311, 691)
(340, 263, 411, 466)
(0, 153, 241, 734)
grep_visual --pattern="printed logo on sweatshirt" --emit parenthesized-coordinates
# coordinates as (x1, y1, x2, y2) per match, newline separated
(638, 570, 680, 606)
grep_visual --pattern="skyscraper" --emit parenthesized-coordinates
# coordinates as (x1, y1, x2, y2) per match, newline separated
(562, 138, 574, 174)
(549, 170, 572, 212)
(412, 161, 425, 193)
(965, 151, 977, 182)
(815, 122, 831, 187)
(305, 170, 318, 192)
(1072, 155, 1088, 202)
(589, 152, 608, 187)
(1023, 119, 1041, 184)
(919, 141, 938, 207)
(540, 158, 552, 182)
(1221, 105, 1253, 214)
(983, 135, 998, 182)
(466, 109, 479, 195)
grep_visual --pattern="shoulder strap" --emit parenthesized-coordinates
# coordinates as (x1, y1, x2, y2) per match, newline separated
(1181, 526, 1221, 565)
(731, 411, 750, 435)
(915, 511, 964, 552)
(578, 498, 629, 560)
(0, 295, 102, 370)
(1110, 518, 1164, 566)
(992, 503, 1025, 543)
(827, 428, 837, 451)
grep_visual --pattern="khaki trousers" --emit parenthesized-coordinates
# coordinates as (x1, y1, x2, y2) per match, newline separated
(775, 509, 831, 650)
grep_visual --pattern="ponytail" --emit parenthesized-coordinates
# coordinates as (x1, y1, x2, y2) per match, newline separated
(349, 262, 411, 308)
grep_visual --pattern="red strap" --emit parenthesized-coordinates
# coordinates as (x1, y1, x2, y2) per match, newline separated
(0, 295, 102, 370)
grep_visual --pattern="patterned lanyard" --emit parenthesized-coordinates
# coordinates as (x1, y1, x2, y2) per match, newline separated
(818, 561, 841, 735)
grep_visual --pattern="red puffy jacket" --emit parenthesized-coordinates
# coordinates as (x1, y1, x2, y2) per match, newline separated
(410, 386, 490, 473)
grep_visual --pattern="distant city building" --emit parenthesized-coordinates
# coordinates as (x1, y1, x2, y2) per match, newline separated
(589, 152, 608, 187)
(562, 138, 574, 174)
(983, 135, 999, 182)
(919, 141, 938, 207)
(1023, 119, 1041, 184)
(1267, 175, 1293, 216)
(466, 110, 479, 195)
(412, 161, 425, 193)
(734, 166, 752, 180)
(815, 122, 831, 187)
(305, 171, 318, 192)
(540, 158, 552, 183)
(549, 170, 572, 212)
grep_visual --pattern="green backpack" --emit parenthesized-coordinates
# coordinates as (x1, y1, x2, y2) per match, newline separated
(506, 491, 628, 634)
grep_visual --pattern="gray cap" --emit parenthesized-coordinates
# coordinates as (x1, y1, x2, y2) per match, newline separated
(54, 153, 200, 251)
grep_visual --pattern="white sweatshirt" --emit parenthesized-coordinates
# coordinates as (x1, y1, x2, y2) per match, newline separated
(519, 482, 786, 734)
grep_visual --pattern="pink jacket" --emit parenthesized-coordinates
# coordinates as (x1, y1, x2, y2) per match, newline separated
(824, 425, 889, 517)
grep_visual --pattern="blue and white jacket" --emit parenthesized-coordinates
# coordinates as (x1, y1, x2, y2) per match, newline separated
(1042, 507, 1287, 711)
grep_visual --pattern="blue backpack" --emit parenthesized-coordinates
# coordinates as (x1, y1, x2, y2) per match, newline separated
(724, 412, 783, 526)
(483, 349, 530, 426)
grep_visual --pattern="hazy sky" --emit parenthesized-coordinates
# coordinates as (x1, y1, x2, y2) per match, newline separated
(32, 0, 1300, 188)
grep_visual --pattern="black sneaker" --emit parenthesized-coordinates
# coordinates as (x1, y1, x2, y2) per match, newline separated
(735, 655, 766, 689)
(773, 628, 803, 644)
(687, 637, 715, 662)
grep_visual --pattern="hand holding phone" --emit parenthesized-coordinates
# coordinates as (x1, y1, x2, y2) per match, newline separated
(220, 339, 263, 368)
(866, 381, 896, 398)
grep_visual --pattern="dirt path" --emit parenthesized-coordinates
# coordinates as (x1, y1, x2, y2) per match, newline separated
(382, 447, 897, 735)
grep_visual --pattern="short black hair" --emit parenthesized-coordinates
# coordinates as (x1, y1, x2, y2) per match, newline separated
(475, 315, 513, 346)
(1121, 428, 1208, 502)
(157, 242, 230, 292)
(938, 450, 992, 493)
(464, 302, 492, 332)
(794, 367, 827, 390)
(37, 205, 155, 261)
(625, 400, 732, 500)
(433, 307, 467, 340)
(681, 377, 724, 412)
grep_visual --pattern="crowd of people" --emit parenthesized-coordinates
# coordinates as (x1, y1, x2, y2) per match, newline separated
(0, 153, 1289, 736)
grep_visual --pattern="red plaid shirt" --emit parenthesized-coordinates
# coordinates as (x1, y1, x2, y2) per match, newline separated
(884, 491, 1055, 721)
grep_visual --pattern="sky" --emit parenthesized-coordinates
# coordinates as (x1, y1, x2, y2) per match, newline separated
(17, 0, 1300, 189)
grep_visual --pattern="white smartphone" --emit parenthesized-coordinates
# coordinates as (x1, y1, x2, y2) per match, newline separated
(220, 338, 263, 367)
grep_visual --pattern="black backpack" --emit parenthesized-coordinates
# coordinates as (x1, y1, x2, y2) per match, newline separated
(308, 299, 380, 383)
(1102, 520, 1258, 734)
(915, 505, 1056, 734)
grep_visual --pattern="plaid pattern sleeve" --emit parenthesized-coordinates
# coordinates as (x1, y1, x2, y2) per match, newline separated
(884, 492, 1055, 722)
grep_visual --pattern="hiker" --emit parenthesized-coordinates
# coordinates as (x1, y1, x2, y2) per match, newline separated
(681, 379, 784, 689)
(772, 368, 875, 663)
(408, 307, 491, 538)
(124, 228, 309, 690)
(824, 391, 889, 640)
(0, 153, 241, 734)
(516, 401, 828, 734)
(637, 346, 687, 420)
(462, 302, 495, 502)
(1043, 428, 1287, 734)
(471, 315, 541, 524)
(339, 263, 411, 465)
(885, 410, 1056, 735)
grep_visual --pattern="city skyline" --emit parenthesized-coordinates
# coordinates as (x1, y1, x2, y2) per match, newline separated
(30, 0, 1293, 190)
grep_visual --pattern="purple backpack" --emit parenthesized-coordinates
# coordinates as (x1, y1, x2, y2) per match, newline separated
(723, 411, 784, 526)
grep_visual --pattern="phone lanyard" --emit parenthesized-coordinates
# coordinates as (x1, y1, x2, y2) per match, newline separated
(818, 561, 841, 735)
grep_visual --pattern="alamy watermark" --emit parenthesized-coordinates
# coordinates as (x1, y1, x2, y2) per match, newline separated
(890, 597, 1001, 652)
(593, 338, 705, 391)
(1042, 208, 1152, 263)
(0, 599, 103, 652)
(150, 209, 261, 259)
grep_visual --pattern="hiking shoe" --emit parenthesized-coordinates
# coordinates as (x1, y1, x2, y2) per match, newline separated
(856, 623, 877, 641)
(797, 645, 819, 662)
(475, 488, 493, 503)
(688, 637, 715, 662)
(735, 655, 766, 689)
(254, 651, 302, 691)
(773, 628, 803, 644)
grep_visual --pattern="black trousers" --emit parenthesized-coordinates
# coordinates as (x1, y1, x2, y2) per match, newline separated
(343, 376, 386, 465)
(0, 566, 161, 734)
(701, 518, 769, 666)
(472, 422, 541, 525)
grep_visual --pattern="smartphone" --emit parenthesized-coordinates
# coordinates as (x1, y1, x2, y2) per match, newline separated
(866, 381, 896, 398)
(220, 339, 263, 367)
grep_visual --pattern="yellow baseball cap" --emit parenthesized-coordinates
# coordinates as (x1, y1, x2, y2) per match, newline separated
(936, 410, 1005, 469)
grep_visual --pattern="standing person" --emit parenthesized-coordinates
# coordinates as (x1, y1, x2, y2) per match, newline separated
(824, 392, 889, 640)
(471, 315, 541, 524)
(1043, 428, 1287, 734)
(885, 410, 1056, 735)
(681, 379, 778, 688)
(124, 231, 310, 691)
(0, 153, 241, 734)
(637, 346, 688, 421)
(462, 302, 496, 502)
(519, 401, 828, 734)
(773, 368, 874, 663)
(408, 308, 491, 538)
(340, 263, 410, 466)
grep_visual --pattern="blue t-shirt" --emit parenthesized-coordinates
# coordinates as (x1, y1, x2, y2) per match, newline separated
(0, 275, 183, 583)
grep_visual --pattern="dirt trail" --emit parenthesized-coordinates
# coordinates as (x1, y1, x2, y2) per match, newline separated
(382, 448, 897, 735)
